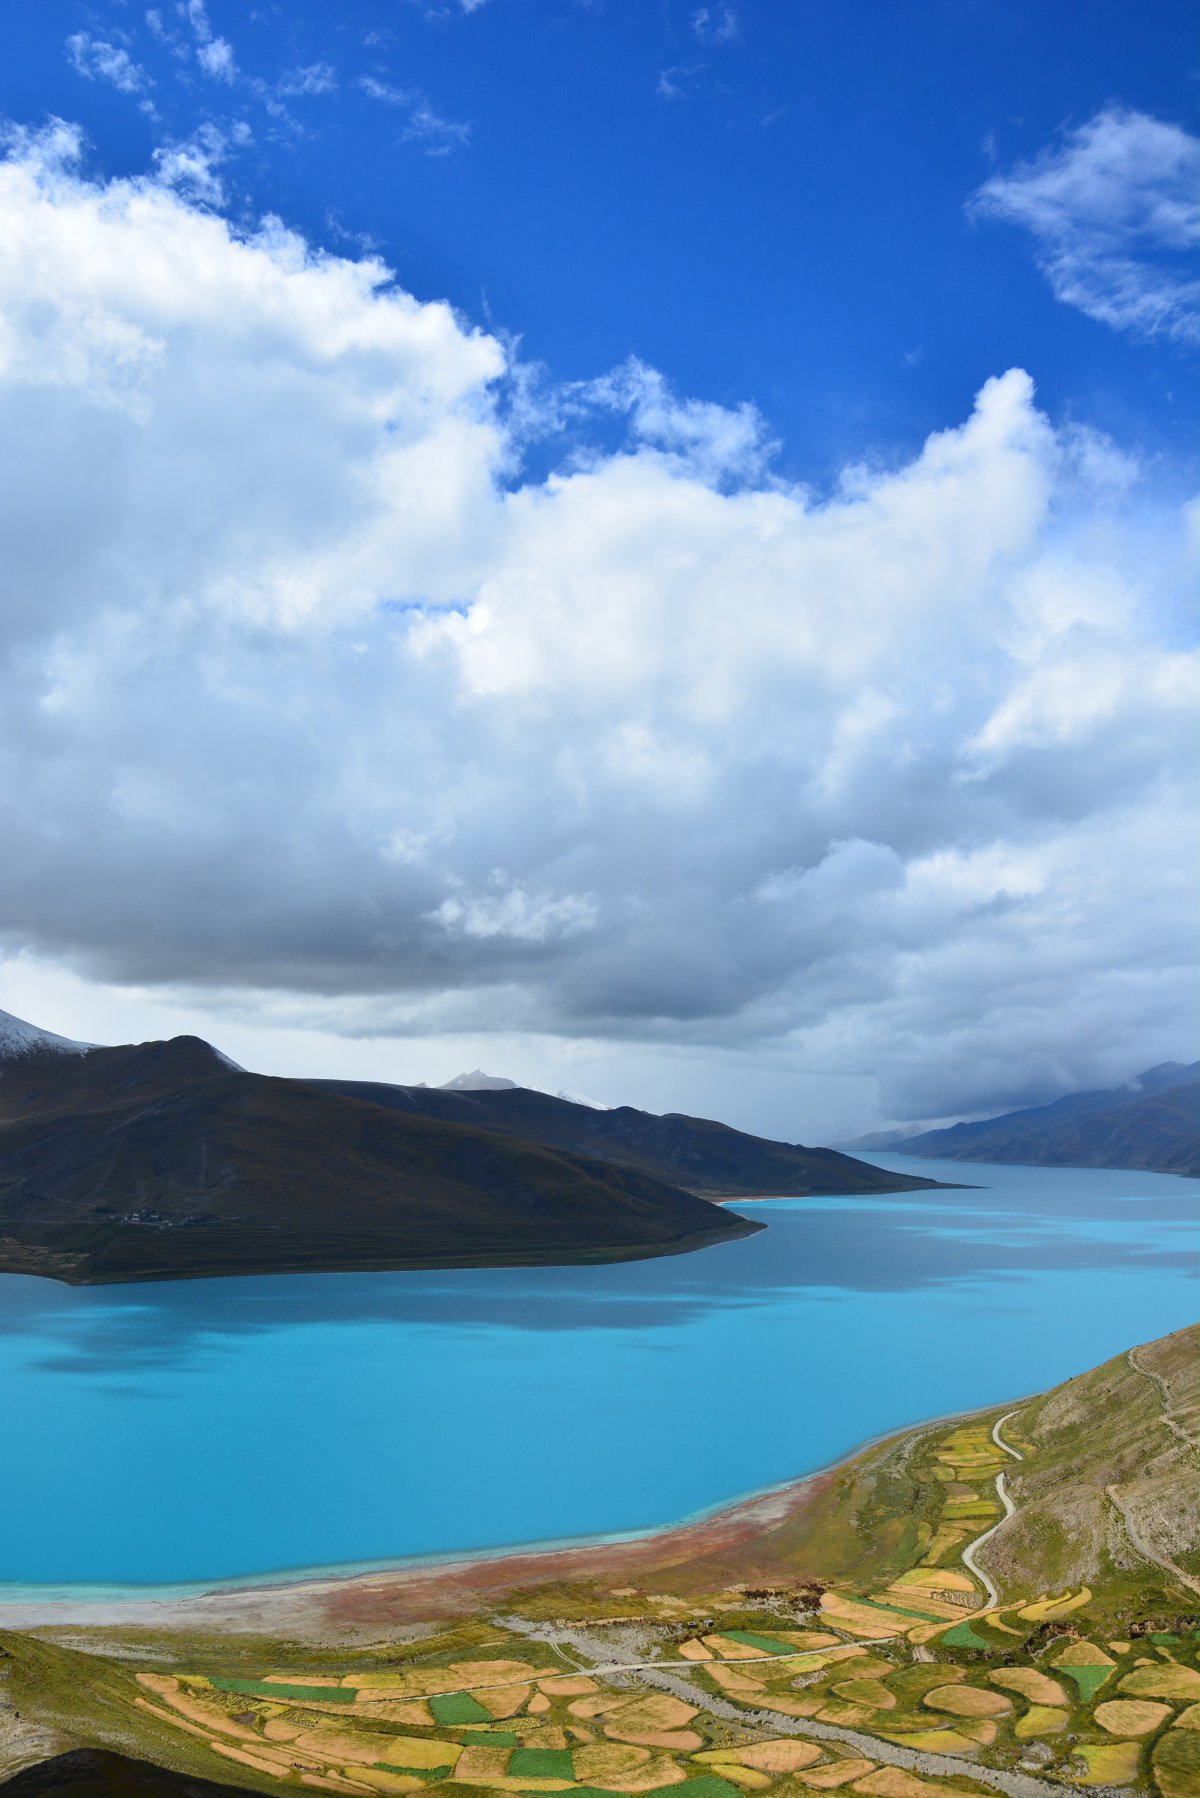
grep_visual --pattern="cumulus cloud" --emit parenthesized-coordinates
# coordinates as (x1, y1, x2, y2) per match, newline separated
(973, 107, 1200, 343)
(0, 124, 1195, 1124)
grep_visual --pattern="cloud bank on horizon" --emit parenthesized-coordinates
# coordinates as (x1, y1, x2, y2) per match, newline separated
(0, 117, 1196, 1126)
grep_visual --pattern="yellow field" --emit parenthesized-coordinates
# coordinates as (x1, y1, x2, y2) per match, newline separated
(1073, 1742, 1143, 1786)
(1122, 1666, 1200, 1702)
(797, 1758, 876, 1787)
(571, 1744, 651, 1781)
(1012, 1705, 1069, 1739)
(922, 1684, 1010, 1718)
(987, 1668, 1068, 1706)
(1019, 1588, 1093, 1621)
(1094, 1698, 1173, 1735)
(830, 1679, 896, 1710)
(1049, 1639, 1113, 1669)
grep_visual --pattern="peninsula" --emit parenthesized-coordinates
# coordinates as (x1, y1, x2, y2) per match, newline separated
(0, 1010, 938, 1284)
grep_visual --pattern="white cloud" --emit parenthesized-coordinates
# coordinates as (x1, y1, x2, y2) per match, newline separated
(196, 36, 237, 82)
(692, 6, 740, 45)
(657, 67, 692, 101)
(182, 0, 213, 43)
(403, 0, 490, 14)
(278, 64, 338, 98)
(151, 123, 232, 203)
(0, 125, 1195, 1128)
(432, 880, 599, 944)
(175, 0, 237, 83)
(577, 357, 772, 485)
(66, 33, 148, 95)
(359, 75, 402, 103)
(358, 77, 470, 153)
(973, 107, 1200, 343)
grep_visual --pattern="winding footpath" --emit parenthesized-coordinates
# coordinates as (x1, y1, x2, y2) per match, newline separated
(1128, 1343, 1198, 1453)
(959, 1410, 1023, 1608)
(1106, 1348, 1200, 1599)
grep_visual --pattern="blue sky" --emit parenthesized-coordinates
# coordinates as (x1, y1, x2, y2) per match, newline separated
(9, 0, 1197, 476)
(0, 1, 1196, 1136)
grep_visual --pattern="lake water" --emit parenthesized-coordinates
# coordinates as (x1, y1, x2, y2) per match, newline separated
(1, 1155, 1195, 1594)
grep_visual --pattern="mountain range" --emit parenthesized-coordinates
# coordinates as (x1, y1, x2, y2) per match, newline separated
(846, 1061, 1200, 1176)
(0, 1010, 936, 1284)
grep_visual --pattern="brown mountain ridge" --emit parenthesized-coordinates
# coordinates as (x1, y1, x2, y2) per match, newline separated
(0, 1016, 939, 1284)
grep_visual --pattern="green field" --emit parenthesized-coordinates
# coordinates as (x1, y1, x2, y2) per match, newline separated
(429, 1690, 494, 1724)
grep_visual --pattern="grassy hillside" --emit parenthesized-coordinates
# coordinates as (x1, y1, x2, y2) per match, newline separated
(986, 1325, 1200, 1604)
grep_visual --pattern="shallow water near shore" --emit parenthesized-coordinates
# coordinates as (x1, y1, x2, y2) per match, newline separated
(1, 1155, 1196, 1591)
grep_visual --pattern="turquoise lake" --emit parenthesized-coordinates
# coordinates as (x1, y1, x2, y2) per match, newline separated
(1, 1155, 1196, 1593)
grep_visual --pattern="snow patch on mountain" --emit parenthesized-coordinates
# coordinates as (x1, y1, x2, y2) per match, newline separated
(440, 1069, 519, 1092)
(438, 1068, 612, 1108)
(0, 1008, 97, 1061)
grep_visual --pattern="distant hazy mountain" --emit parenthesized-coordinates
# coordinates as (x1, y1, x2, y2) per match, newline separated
(881, 1062, 1200, 1176)
(838, 1126, 923, 1152)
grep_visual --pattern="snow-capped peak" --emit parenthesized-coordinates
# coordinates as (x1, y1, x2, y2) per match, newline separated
(556, 1088, 613, 1111)
(440, 1069, 519, 1092)
(0, 1008, 97, 1061)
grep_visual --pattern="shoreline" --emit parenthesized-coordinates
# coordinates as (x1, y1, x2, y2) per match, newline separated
(0, 1391, 1025, 1636)
(0, 1163, 952, 1290)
